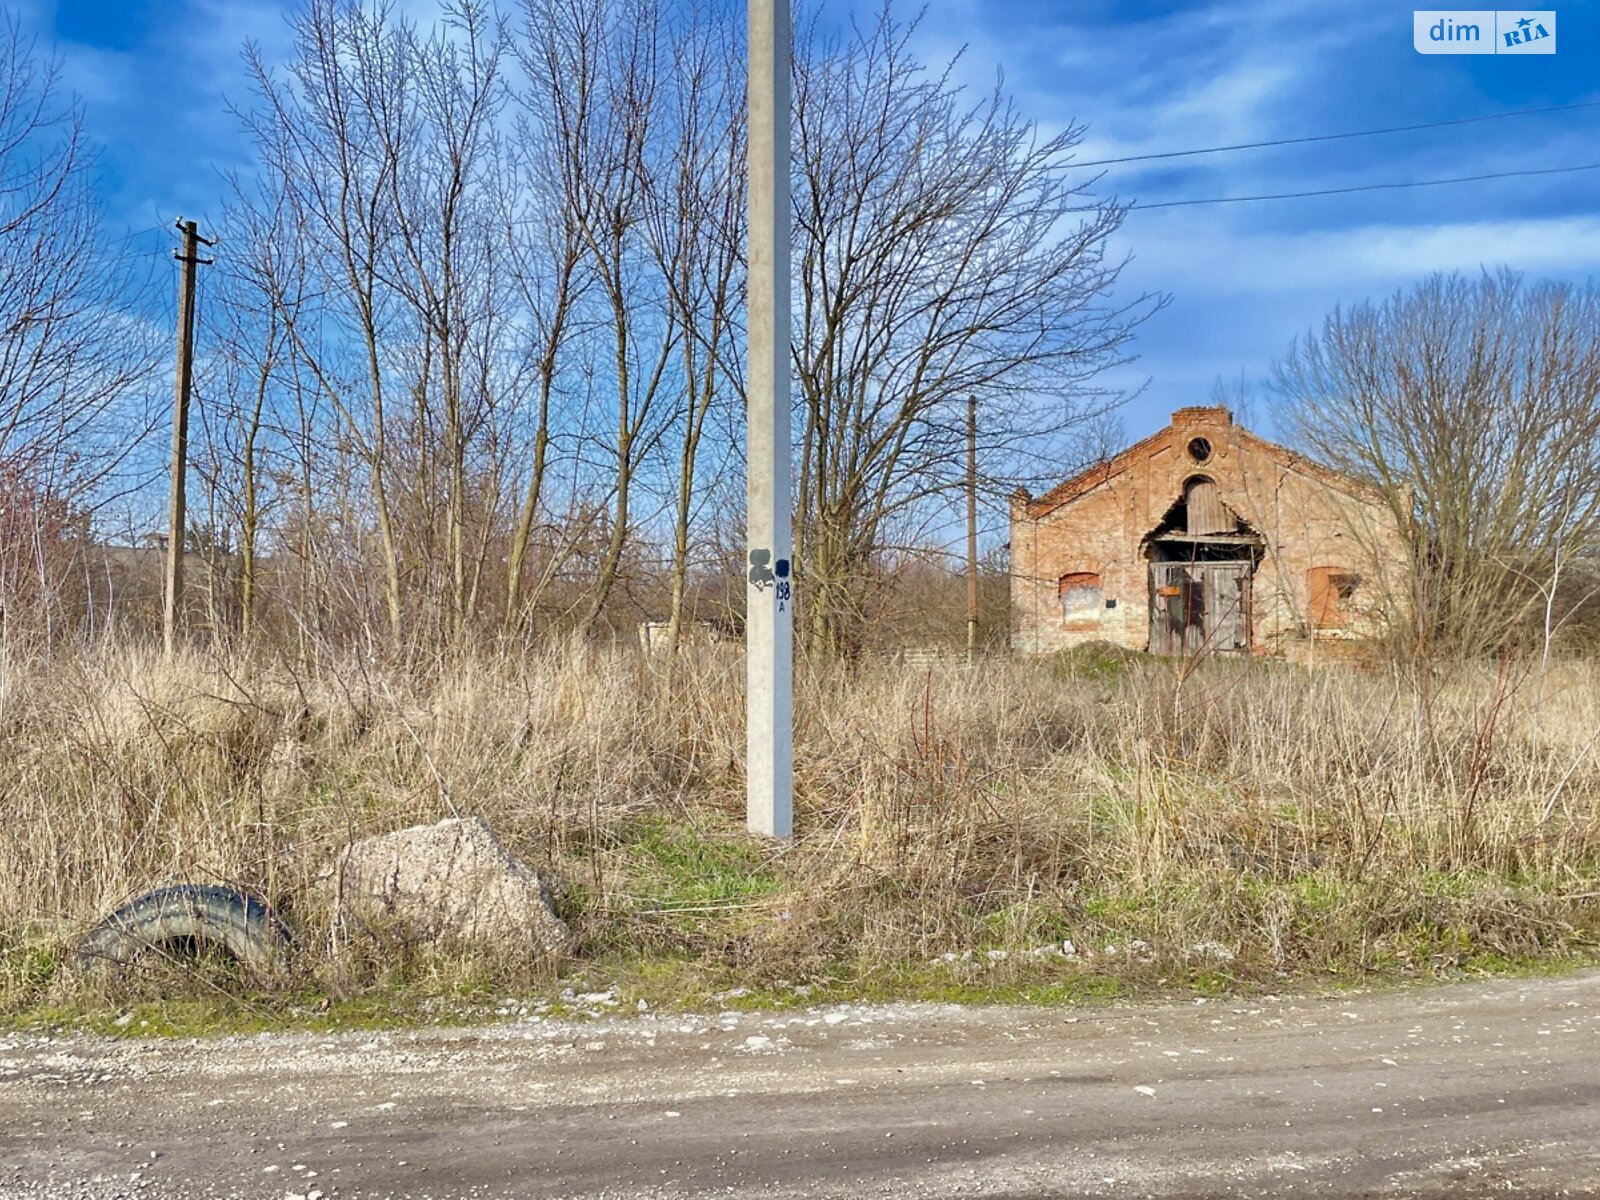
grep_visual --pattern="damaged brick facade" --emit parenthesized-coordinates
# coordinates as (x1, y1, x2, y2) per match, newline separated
(1010, 407, 1409, 657)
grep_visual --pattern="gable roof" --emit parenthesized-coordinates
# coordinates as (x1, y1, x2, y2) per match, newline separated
(1023, 407, 1386, 520)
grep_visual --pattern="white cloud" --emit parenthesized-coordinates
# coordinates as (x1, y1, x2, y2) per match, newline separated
(898, 0, 1599, 441)
(1121, 214, 1600, 297)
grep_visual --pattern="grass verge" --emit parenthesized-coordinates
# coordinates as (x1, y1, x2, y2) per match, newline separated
(3, 642, 1598, 1034)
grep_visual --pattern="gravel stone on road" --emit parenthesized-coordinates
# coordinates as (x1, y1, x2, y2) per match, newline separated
(3, 972, 1600, 1198)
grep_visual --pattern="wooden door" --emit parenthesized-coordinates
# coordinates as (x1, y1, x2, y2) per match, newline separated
(1204, 561, 1251, 652)
(1149, 560, 1253, 656)
(1149, 562, 1205, 656)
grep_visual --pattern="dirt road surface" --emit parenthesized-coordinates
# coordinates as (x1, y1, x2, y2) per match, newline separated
(3, 971, 1599, 1199)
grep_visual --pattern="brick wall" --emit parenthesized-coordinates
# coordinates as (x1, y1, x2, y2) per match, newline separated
(1010, 408, 1409, 656)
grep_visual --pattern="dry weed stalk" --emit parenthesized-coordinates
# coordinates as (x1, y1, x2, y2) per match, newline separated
(1, 640, 1597, 1006)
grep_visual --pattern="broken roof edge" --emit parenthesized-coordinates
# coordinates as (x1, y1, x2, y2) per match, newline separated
(1024, 407, 1386, 520)
(1025, 424, 1177, 516)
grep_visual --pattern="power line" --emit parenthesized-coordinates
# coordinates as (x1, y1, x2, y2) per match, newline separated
(1074, 100, 1600, 169)
(1129, 162, 1600, 211)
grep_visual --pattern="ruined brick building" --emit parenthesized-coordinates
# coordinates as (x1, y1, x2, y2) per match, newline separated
(1009, 407, 1409, 657)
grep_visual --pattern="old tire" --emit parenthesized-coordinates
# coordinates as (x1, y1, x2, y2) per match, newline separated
(76, 884, 291, 973)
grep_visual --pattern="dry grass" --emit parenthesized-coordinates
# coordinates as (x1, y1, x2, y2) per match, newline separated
(3, 638, 1599, 1020)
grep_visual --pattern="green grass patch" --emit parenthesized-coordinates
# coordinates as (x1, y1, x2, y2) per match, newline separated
(600, 953, 1131, 1011)
(619, 817, 783, 911)
(1046, 641, 1143, 682)
(6, 936, 1597, 1039)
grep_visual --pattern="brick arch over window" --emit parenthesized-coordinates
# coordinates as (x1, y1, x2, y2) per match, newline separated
(1059, 571, 1103, 622)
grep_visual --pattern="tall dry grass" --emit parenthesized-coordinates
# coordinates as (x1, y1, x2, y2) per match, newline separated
(2, 637, 1598, 1010)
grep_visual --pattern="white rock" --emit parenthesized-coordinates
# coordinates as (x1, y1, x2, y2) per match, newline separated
(317, 817, 568, 954)
(1190, 940, 1236, 965)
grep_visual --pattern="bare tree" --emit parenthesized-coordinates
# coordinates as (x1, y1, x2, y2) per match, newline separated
(1275, 270, 1600, 660)
(502, 0, 601, 635)
(241, 0, 525, 652)
(0, 16, 159, 637)
(242, 0, 413, 651)
(384, 0, 509, 644)
(214, 0, 1150, 658)
(562, 0, 681, 640)
(646, 0, 744, 653)
(191, 175, 311, 645)
(791, 6, 1152, 656)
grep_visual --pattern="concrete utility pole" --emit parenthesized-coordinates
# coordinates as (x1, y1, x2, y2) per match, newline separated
(164, 218, 215, 657)
(966, 395, 978, 666)
(746, 0, 793, 838)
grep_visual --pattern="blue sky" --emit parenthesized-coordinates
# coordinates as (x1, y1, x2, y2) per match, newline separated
(905, 0, 1599, 438)
(23, 0, 1600, 446)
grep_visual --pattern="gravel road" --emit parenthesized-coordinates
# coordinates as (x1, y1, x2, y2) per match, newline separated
(3, 971, 1599, 1198)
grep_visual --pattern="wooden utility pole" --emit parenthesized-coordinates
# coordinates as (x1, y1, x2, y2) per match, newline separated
(966, 394, 979, 666)
(164, 218, 215, 656)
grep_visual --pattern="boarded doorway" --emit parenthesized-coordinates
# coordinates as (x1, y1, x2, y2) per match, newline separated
(1148, 560, 1253, 655)
(1143, 476, 1262, 656)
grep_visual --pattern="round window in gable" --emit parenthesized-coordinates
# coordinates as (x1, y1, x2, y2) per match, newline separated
(1187, 437, 1212, 463)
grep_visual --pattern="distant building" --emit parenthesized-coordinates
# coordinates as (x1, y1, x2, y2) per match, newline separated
(1009, 407, 1408, 658)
